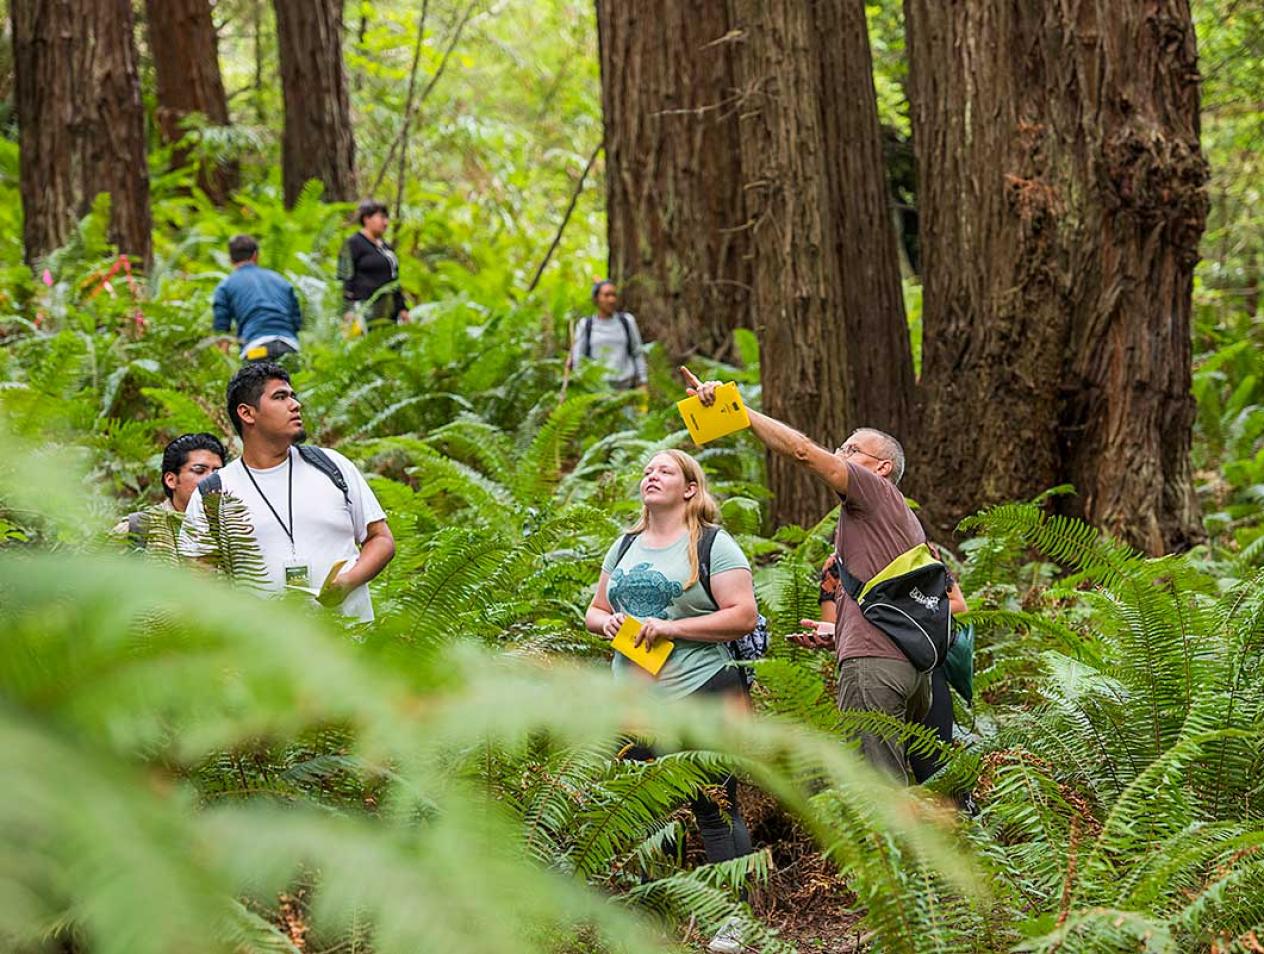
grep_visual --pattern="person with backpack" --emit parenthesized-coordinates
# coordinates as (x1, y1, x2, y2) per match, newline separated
(113, 433, 227, 546)
(567, 280, 648, 391)
(337, 200, 409, 328)
(584, 448, 758, 954)
(804, 548, 967, 784)
(682, 367, 952, 785)
(178, 363, 395, 621)
(212, 235, 303, 361)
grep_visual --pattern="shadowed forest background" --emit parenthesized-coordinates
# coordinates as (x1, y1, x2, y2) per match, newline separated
(1, 1, 1264, 952)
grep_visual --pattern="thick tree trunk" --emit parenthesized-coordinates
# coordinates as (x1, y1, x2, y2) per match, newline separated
(812, 0, 914, 442)
(595, 0, 751, 361)
(145, 0, 238, 203)
(272, 0, 356, 206)
(905, 0, 1207, 554)
(724, 0, 844, 527)
(12, 0, 152, 266)
(723, 0, 913, 527)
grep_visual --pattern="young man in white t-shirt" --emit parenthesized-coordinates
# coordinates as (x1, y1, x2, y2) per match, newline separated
(179, 362, 395, 621)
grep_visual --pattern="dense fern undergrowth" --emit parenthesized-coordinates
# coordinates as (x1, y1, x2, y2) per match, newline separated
(2, 201, 1263, 954)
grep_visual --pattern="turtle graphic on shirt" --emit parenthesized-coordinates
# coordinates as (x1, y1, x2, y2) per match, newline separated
(610, 562, 683, 619)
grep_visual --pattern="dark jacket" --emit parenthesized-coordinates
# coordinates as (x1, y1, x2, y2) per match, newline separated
(337, 232, 407, 320)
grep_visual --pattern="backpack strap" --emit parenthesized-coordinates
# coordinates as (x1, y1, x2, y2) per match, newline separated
(197, 472, 223, 497)
(696, 525, 721, 608)
(580, 316, 594, 360)
(617, 312, 635, 360)
(834, 551, 866, 603)
(296, 445, 351, 504)
(612, 531, 638, 570)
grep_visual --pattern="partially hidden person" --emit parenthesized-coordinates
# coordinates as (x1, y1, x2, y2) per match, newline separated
(114, 432, 227, 547)
(584, 448, 757, 954)
(567, 280, 648, 392)
(178, 362, 395, 621)
(212, 235, 303, 361)
(337, 199, 409, 329)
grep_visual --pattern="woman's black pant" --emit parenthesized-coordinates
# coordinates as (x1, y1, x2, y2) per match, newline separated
(622, 665, 752, 865)
(908, 666, 953, 784)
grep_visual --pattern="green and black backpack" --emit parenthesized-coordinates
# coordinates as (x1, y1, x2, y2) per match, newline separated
(835, 543, 952, 673)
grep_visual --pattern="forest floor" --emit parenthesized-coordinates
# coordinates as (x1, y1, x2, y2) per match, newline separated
(679, 790, 866, 952)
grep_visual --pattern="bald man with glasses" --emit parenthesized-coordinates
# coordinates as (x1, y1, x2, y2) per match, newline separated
(681, 368, 960, 784)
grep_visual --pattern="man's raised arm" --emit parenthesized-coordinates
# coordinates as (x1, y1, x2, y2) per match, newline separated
(680, 367, 850, 497)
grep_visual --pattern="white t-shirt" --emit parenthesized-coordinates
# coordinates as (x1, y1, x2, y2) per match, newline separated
(179, 447, 387, 621)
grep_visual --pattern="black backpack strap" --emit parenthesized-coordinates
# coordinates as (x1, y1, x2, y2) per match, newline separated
(617, 312, 634, 360)
(611, 531, 639, 570)
(297, 445, 351, 504)
(197, 472, 223, 497)
(696, 525, 721, 607)
(834, 550, 866, 603)
(580, 316, 594, 360)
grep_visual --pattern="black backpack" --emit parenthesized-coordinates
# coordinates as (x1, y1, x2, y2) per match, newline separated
(611, 525, 769, 688)
(579, 312, 636, 362)
(198, 445, 350, 504)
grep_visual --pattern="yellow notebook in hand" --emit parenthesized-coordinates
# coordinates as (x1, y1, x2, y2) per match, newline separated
(611, 615, 674, 676)
(676, 382, 751, 446)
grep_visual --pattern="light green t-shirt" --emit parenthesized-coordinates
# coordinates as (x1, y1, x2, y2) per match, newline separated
(602, 528, 751, 699)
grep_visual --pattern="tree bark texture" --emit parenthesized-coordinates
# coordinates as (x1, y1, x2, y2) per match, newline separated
(905, 0, 1208, 554)
(12, 0, 152, 266)
(723, 0, 844, 527)
(145, 0, 238, 203)
(595, 0, 751, 361)
(722, 0, 913, 527)
(811, 0, 914, 443)
(273, 0, 356, 206)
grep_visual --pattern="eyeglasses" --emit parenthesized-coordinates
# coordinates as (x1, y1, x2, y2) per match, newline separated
(836, 443, 889, 463)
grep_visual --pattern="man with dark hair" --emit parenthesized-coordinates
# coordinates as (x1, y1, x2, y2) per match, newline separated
(567, 280, 648, 391)
(212, 234, 303, 361)
(114, 433, 227, 544)
(179, 363, 395, 621)
(682, 369, 958, 784)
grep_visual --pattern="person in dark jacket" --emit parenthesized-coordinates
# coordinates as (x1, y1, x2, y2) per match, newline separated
(337, 200, 408, 327)
(212, 235, 303, 361)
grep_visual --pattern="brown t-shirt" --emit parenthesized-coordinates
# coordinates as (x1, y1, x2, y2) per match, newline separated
(832, 461, 927, 661)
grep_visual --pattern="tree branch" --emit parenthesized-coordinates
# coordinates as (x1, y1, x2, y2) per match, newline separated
(524, 143, 602, 296)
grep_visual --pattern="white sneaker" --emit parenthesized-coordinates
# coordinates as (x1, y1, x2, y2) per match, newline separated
(707, 916, 745, 954)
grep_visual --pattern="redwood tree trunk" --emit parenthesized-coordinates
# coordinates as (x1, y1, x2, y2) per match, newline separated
(12, 0, 152, 266)
(905, 0, 1207, 553)
(596, 0, 751, 361)
(813, 0, 914, 442)
(724, 0, 845, 527)
(724, 0, 913, 527)
(145, 0, 238, 203)
(272, 0, 356, 206)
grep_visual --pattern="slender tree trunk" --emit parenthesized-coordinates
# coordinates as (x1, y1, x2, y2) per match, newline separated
(272, 0, 356, 206)
(905, 0, 1208, 553)
(596, 0, 751, 361)
(145, 0, 238, 203)
(12, 0, 152, 266)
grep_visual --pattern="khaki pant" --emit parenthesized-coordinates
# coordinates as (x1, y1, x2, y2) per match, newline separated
(837, 656, 931, 785)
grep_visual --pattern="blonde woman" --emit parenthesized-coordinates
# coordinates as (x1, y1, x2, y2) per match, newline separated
(585, 449, 757, 953)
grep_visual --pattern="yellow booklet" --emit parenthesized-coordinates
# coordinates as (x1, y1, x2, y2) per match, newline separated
(676, 382, 751, 445)
(610, 615, 674, 676)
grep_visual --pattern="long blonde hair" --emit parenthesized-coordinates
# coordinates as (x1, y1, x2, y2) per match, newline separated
(629, 449, 719, 590)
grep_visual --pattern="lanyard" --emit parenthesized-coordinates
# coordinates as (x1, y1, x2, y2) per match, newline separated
(242, 450, 295, 554)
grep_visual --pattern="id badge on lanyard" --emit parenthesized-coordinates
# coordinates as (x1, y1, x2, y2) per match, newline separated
(284, 559, 310, 589)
